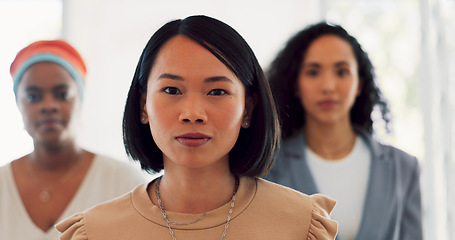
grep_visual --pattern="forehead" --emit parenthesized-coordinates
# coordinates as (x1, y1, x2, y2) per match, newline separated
(18, 62, 77, 89)
(304, 35, 355, 63)
(150, 35, 238, 81)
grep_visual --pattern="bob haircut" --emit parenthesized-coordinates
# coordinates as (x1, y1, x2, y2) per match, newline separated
(123, 15, 280, 177)
(267, 22, 391, 138)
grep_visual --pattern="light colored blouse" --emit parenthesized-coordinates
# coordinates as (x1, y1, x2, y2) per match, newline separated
(0, 155, 147, 240)
(57, 177, 338, 239)
(307, 136, 371, 239)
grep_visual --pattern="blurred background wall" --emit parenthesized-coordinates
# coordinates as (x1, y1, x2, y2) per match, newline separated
(0, 0, 454, 239)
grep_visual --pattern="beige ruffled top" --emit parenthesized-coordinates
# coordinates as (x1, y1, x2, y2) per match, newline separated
(57, 177, 337, 239)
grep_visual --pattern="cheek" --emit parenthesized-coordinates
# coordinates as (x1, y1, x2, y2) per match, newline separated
(212, 103, 244, 151)
(145, 97, 174, 144)
(17, 102, 35, 127)
(354, 80, 361, 96)
(64, 100, 81, 125)
(346, 79, 360, 101)
(297, 80, 313, 109)
(20, 110, 33, 129)
(146, 97, 168, 128)
(16, 94, 30, 113)
(215, 104, 244, 129)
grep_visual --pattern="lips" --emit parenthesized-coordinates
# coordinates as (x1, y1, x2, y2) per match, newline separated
(318, 100, 338, 110)
(39, 119, 62, 129)
(176, 133, 211, 147)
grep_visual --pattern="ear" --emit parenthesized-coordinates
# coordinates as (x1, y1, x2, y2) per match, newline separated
(140, 91, 149, 124)
(242, 94, 257, 128)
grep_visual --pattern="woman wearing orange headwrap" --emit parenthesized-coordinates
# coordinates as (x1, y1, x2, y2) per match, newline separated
(0, 40, 146, 240)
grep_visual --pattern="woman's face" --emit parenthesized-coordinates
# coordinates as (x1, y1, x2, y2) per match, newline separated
(297, 35, 360, 126)
(15, 62, 80, 148)
(142, 35, 252, 171)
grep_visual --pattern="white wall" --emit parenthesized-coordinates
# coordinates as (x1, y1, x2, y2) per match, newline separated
(62, 0, 322, 162)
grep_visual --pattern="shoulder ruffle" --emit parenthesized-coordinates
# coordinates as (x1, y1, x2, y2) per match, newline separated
(55, 213, 88, 240)
(307, 194, 338, 240)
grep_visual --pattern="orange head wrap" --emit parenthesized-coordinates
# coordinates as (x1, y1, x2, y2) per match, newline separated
(10, 40, 86, 96)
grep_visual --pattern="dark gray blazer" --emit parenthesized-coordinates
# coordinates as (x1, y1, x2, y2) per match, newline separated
(265, 127, 422, 240)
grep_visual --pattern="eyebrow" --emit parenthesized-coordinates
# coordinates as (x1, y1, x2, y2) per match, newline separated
(53, 84, 69, 91)
(158, 73, 234, 83)
(25, 84, 69, 92)
(158, 73, 183, 81)
(204, 76, 233, 83)
(302, 62, 321, 68)
(334, 61, 350, 67)
(302, 61, 350, 68)
(25, 86, 42, 92)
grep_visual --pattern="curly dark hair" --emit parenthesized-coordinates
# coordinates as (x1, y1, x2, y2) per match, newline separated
(267, 22, 391, 138)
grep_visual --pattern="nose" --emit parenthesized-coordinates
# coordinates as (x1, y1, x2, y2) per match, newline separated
(178, 95, 208, 124)
(40, 95, 59, 114)
(320, 72, 336, 94)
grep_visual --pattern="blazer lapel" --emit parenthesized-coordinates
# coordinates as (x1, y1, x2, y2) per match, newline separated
(282, 130, 319, 195)
(282, 127, 394, 239)
(354, 128, 394, 240)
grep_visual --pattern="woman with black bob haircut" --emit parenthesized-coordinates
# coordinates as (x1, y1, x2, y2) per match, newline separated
(122, 14, 277, 177)
(57, 15, 337, 239)
(265, 22, 422, 240)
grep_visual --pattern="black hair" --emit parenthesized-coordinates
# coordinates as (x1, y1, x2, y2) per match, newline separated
(123, 15, 280, 177)
(267, 21, 391, 138)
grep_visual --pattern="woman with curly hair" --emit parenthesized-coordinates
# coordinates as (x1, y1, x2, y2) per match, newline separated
(265, 22, 422, 240)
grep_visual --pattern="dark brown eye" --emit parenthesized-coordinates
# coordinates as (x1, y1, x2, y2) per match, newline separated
(57, 91, 69, 100)
(337, 69, 349, 77)
(306, 69, 319, 77)
(208, 89, 228, 96)
(26, 92, 41, 103)
(163, 87, 181, 95)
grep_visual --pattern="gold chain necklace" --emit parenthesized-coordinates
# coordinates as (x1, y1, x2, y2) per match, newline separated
(28, 158, 84, 203)
(155, 176, 239, 240)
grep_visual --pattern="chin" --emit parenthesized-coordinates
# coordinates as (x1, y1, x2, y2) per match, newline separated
(40, 136, 73, 148)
